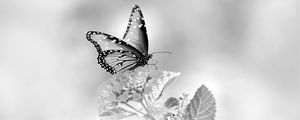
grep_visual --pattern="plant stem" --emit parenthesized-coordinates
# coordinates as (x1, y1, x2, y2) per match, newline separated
(123, 103, 147, 116)
(118, 106, 138, 115)
(142, 95, 150, 108)
(139, 101, 155, 120)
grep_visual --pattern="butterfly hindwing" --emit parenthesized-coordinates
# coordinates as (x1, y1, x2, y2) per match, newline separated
(97, 50, 140, 74)
(123, 4, 149, 54)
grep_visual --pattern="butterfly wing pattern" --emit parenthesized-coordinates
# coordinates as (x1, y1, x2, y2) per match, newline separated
(86, 5, 152, 74)
(123, 5, 148, 54)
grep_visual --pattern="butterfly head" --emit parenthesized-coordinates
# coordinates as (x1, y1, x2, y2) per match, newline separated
(138, 53, 153, 66)
(146, 54, 153, 61)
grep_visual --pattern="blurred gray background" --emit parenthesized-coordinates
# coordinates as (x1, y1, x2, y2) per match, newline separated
(0, 0, 299, 120)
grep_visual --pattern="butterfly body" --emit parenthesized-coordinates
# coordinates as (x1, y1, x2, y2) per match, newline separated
(86, 5, 152, 74)
(135, 53, 152, 67)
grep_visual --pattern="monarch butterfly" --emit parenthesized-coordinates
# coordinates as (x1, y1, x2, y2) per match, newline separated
(86, 5, 168, 74)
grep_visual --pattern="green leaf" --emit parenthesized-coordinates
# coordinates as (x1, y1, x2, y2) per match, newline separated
(183, 85, 216, 120)
(99, 107, 136, 120)
(164, 97, 179, 109)
(150, 71, 181, 101)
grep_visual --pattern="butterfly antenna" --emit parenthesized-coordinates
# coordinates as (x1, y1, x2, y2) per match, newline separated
(151, 51, 172, 55)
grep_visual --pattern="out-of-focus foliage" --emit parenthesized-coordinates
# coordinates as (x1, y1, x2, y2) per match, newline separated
(0, 0, 298, 120)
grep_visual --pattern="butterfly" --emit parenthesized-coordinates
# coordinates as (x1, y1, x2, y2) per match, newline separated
(86, 4, 153, 74)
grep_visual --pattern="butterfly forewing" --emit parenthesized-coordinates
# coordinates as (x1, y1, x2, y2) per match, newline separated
(123, 5, 149, 54)
(86, 31, 142, 57)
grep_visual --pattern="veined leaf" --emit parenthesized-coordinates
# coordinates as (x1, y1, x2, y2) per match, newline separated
(150, 71, 181, 101)
(183, 85, 216, 120)
(164, 97, 179, 109)
(99, 107, 137, 120)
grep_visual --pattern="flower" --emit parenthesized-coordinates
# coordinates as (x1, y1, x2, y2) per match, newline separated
(99, 66, 155, 103)
(98, 65, 181, 120)
(116, 91, 130, 102)
(143, 85, 152, 94)
(132, 92, 142, 101)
